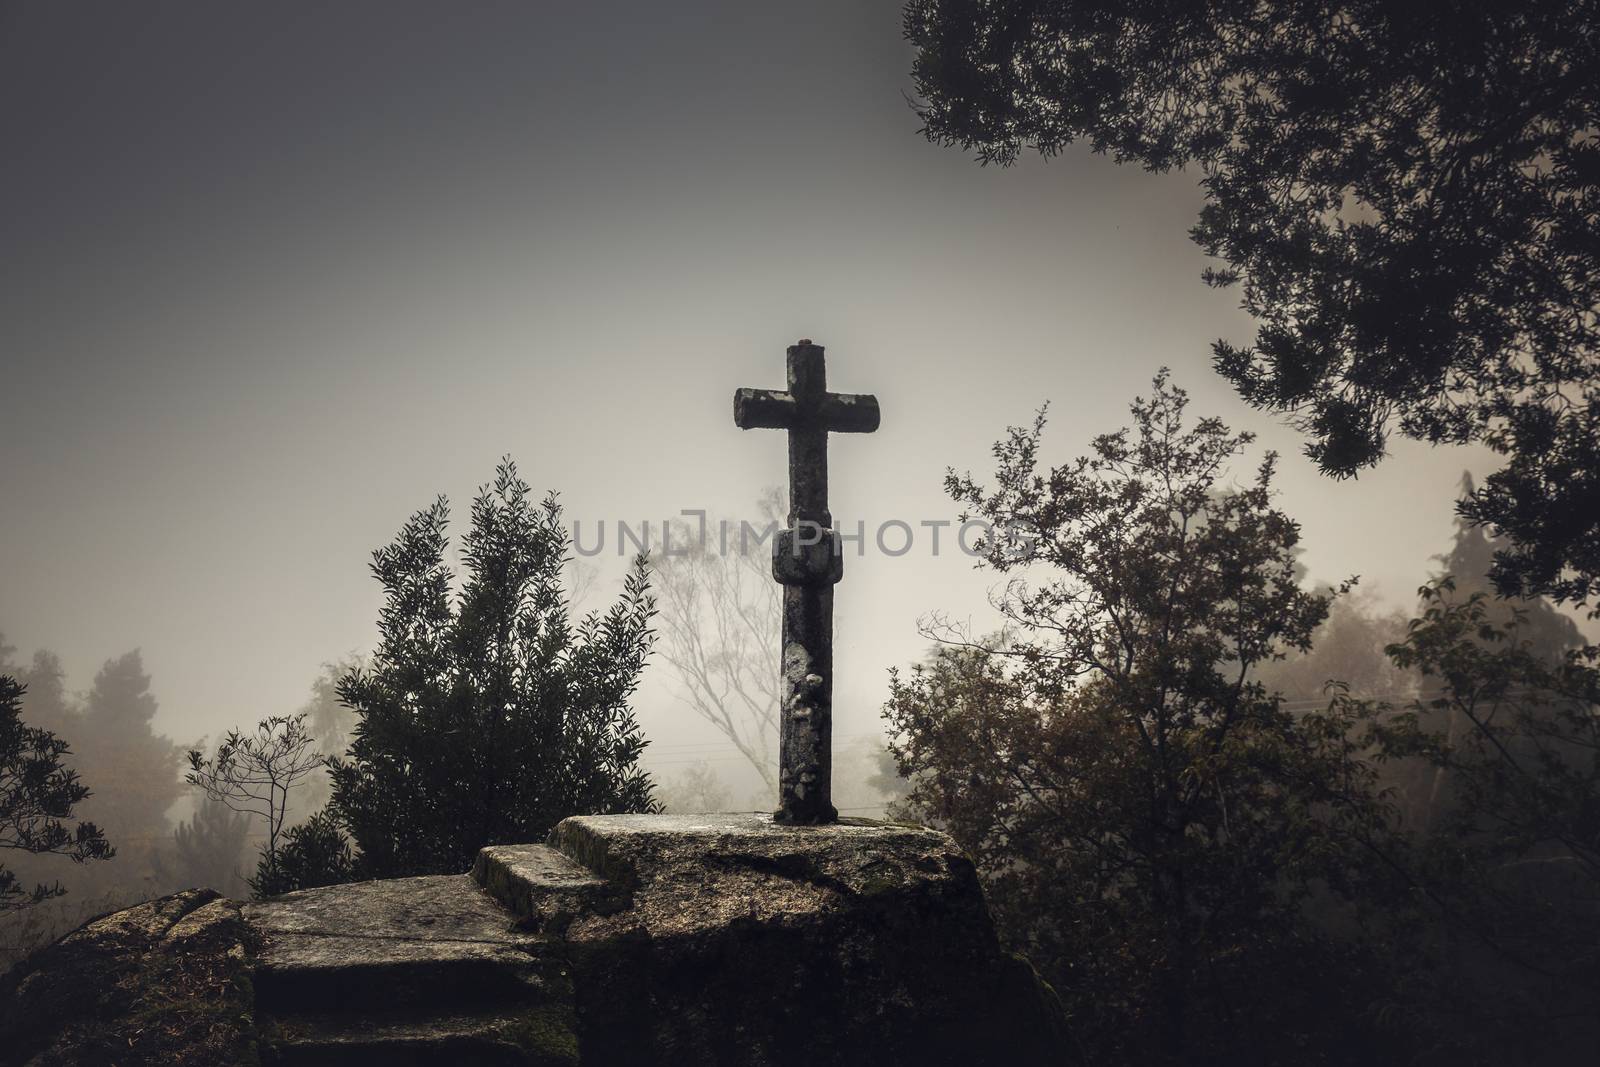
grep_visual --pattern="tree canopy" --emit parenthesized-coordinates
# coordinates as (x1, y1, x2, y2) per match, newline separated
(886, 374, 1393, 1062)
(905, 0, 1600, 605)
(326, 459, 658, 880)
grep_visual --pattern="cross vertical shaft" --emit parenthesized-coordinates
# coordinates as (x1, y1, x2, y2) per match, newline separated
(734, 340, 879, 824)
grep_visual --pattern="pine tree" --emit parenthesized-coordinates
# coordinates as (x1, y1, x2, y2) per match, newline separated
(73, 651, 186, 870)
(327, 459, 658, 879)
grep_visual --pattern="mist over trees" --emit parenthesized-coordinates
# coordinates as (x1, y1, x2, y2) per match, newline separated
(895, 12, 1599, 1056)
(163, 799, 250, 899)
(0, 642, 185, 907)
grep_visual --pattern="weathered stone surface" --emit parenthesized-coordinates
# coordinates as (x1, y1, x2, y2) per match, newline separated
(246, 874, 579, 1065)
(246, 874, 546, 1008)
(534, 813, 1063, 1066)
(0, 889, 258, 1066)
(473, 844, 623, 934)
(1, 815, 1064, 1066)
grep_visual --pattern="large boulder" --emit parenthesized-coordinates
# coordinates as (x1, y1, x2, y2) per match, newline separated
(2, 815, 1065, 1066)
(0, 889, 259, 1066)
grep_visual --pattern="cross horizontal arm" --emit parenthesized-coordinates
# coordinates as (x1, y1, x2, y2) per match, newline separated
(733, 389, 880, 433)
(734, 388, 795, 430)
(817, 393, 880, 434)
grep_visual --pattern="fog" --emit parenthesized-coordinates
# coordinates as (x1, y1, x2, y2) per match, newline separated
(0, 1, 1534, 814)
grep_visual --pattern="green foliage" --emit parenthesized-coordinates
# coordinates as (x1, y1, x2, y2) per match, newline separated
(905, 0, 1600, 605)
(327, 459, 658, 880)
(251, 810, 355, 898)
(0, 676, 113, 911)
(886, 375, 1394, 1063)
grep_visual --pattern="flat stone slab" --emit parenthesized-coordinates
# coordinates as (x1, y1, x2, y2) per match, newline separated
(245, 874, 562, 1017)
(247, 874, 539, 965)
(545, 813, 969, 940)
(551, 812, 954, 887)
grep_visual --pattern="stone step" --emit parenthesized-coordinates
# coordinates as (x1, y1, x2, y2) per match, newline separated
(472, 842, 624, 927)
(263, 1006, 578, 1067)
(247, 872, 581, 1064)
(245, 873, 563, 1016)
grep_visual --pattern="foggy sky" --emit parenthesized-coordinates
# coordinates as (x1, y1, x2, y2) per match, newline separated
(1, 2, 1514, 802)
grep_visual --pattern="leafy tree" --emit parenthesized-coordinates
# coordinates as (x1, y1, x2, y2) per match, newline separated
(186, 714, 323, 898)
(252, 810, 355, 898)
(904, 0, 1600, 604)
(1, 676, 113, 910)
(885, 374, 1394, 1063)
(327, 459, 658, 880)
(1387, 474, 1588, 836)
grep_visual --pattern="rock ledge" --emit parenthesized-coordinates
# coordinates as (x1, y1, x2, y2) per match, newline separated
(3, 815, 1064, 1066)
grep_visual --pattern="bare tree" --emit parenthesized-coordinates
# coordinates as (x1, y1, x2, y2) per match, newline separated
(186, 714, 322, 893)
(650, 490, 784, 797)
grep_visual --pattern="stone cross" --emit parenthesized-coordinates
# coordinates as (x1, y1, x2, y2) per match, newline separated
(734, 339, 879, 824)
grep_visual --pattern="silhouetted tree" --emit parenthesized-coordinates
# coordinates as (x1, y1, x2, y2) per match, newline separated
(885, 374, 1394, 1064)
(1, 676, 112, 910)
(253, 810, 355, 897)
(905, 0, 1600, 604)
(327, 459, 658, 879)
(1438, 473, 1585, 650)
(187, 714, 323, 897)
(303, 660, 360, 763)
